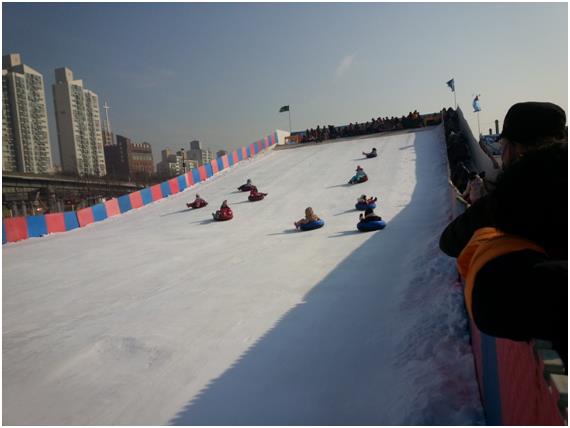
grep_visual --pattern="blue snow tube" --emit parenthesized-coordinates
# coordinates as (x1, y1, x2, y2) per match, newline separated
(357, 220, 386, 232)
(299, 219, 325, 231)
(355, 202, 377, 211)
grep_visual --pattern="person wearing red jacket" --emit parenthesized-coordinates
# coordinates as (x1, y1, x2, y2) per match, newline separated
(213, 200, 233, 220)
(187, 194, 208, 209)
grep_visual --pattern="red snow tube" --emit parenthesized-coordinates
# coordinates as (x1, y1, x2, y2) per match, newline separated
(188, 201, 208, 209)
(248, 193, 266, 202)
(238, 184, 254, 192)
(213, 210, 233, 221)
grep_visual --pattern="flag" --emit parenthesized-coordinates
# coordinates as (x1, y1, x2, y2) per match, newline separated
(446, 79, 455, 92)
(279, 105, 290, 113)
(473, 95, 481, 112)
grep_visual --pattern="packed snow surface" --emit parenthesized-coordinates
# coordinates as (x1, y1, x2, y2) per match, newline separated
(3, 126, 484, 425)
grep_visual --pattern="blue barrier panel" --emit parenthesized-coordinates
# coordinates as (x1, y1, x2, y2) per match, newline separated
(160, 181, 171, 197)
(192, 168, 201, 184)
(140, 188, 153, 205)
(118, 195, 132, 213)
(26, 215, 47, 238)
(228, 153, 234, 166)
(482, 333, 502, 424)
(205, 163, 213, 178)
(216, 157, 224, 171)
(64, 211, 79, 230)
(177, 175, 187, 191)
(92, 203, 108, 222)
(246, 146, 252, 158)
(237, 149, 244, 161)
(2, 222, 6, 244)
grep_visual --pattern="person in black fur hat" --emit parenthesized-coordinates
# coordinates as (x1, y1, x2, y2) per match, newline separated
(439, 101, 567, 258)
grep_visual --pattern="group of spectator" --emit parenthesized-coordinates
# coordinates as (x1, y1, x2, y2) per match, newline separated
(298, 110, 424, 144)
(440, 101, 568, 369)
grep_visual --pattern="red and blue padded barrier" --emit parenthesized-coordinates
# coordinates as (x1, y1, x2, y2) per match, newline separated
(150, 184, 162, 201)
(177, 175, 187, 192)
(205, 163, 213, 178)
(216, 157, 225, 172)
(168, 178, 179, 195)
(91, 203, 108, 222)
(222, 154, 229, 169)
(118, 194, 132, 213)
(129, 191, 144, 209)
(249, 143, 256, 155)
(160, 181, 171, 197)
(210, 159, 219, 175)
(232, 150, 239, 164)
(185, 171, 194, 187)
(26, 215, 47, 238)
(45, 212, 66, 234)
(237, 148, 244, 161)
(140, 188, 153, 205)
(198, 165, 207, 181)
(104, 198, 121, 217)
(192, 168, 201, 184)
(3, 217, 28, 242)
(76, 207, 95, 227)
(64, 211, 79, 230)
(470, 320, 565, 425)
(246, 145, 252, 158)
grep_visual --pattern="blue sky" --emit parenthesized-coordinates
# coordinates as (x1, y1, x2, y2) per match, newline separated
(3, 3, 567, 165)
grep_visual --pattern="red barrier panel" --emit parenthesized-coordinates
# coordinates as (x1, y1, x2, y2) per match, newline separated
(150, 184, 163, 201)
(232, 150, 239, 164)
(496, 339, 564, 425)
(241, 147, 248, 159)
(211, 160, 219, 174)
(263, 136, 268, 149)
(4, 217, 28, 242)
(45, 213, 66, 234)
(222, 154, 229, 169)
(77, 207, 94, 227)
(186, 171, 194, 186)
(129, 191, 144, 209)
(104, 199, 121, 217)
(198, 165, 207, 181)
(250, 143, 256, 155)
(169, 178, 180, 195)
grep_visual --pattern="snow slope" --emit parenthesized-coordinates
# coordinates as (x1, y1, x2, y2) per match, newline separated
(2, 126, 484, 425)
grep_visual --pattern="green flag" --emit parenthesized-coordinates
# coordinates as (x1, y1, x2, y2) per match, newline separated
(279, 105, 289, 113)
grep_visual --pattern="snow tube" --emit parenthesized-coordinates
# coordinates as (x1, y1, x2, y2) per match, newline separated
(213, 212, 233, 221)
(299, 219, 325, 231)
(238, 184, 254, 192)
(248, 194, 266, 202)
(365, 153, 377, 158)
(355, 202, 377, 211)
(349, 175, 368, 185)
(188, 201, 208, 209)
(357, 220, 386, 232)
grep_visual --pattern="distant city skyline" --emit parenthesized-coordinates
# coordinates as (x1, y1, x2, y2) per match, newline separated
(3, 3, 567, 166)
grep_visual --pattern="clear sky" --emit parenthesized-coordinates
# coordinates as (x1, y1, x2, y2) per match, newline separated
(3, 2, 567, 165)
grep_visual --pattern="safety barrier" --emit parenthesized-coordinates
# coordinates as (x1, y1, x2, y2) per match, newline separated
(3, 132, 278, 244)
(441, 111, 567, 425)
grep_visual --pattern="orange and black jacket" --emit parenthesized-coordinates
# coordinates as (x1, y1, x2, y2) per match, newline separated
(457, 227, 567, 368)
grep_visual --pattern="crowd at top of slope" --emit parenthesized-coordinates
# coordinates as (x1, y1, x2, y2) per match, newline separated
(296, 109, 430, 144)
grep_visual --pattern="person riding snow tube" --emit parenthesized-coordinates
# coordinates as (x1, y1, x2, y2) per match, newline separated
(349, 166, 368, 184)
(357, 208, 386, 231)
(295, 207, 324, 231)
(238, 178, 255, 192)
(212, 200, 233, 221)
(363, 148, 378, 158)
(355, 195, 378, 211)
(248, 187, 268, 202)
(187, 194, 208, 209)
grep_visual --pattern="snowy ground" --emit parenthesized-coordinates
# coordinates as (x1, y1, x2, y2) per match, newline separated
(3, 126, 484, 425)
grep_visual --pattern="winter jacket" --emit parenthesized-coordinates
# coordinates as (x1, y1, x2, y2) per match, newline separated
(457, 227, 567, 367)
(439, 194, 494, 257)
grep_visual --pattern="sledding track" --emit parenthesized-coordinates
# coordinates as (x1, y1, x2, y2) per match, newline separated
(2, 126, 484, 425)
